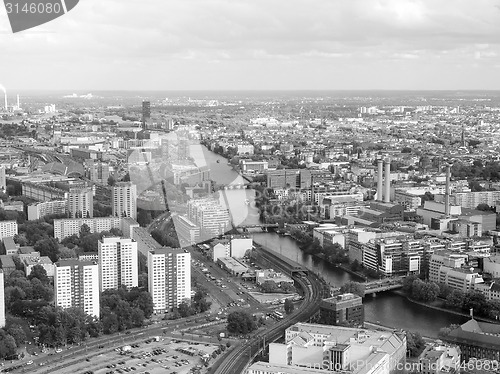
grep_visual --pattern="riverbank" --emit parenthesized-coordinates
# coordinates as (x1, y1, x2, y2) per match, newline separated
(391, 290, 497, 324)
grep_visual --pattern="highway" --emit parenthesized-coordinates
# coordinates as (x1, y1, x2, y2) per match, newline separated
(212, 271, 324, 374)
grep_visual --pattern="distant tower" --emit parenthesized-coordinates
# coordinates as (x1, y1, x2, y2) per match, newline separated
(16, 94, 20, 109)
(142, 101, 151, 129)
(461, 126, 466, 147)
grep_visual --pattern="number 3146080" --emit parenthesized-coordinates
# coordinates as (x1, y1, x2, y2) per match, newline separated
(5, 2, 63, 14)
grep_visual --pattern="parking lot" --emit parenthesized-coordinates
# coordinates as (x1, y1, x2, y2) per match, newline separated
(47, 338, 221, 374)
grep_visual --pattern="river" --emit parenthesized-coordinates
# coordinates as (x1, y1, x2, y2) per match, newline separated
(197, 144, 469, 338)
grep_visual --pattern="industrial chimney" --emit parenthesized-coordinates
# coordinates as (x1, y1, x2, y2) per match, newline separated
(16, 94, 19, 109)
(377, 159, 383, 201)
(384, 158, 391, 203)
(445, 164, 451, 217)
(3, 92, 7, 111)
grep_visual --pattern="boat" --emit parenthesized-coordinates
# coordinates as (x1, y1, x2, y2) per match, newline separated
(244, 199, 250, 205)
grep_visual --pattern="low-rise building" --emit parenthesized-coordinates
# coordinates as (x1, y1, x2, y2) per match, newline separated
(268, 323, 406, 374)
(255, 269, 294, 285)
(217, 257, 248, 276)
(317, 293, 364, 327)
(418, 342, 461, 374)
(19, 252, 55, 277)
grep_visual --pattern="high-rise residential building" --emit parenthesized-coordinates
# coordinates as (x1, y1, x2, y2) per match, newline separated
(112, 182, 137, 220)
(0, 270, 5, 328)
(54, 259, 100, 319)
(98, 237, 138, 291)
(0, 220, 18, 241)
(86, 160, 110, 185)
(0, 166, 6, 192)
(142, 101, 151, 128)
(67, 187, 93, 218)
(148, 247, 191, 312)
(187, 199, 230, 239)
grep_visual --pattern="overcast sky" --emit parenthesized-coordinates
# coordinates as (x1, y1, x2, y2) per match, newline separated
(1, 0, 499, 91)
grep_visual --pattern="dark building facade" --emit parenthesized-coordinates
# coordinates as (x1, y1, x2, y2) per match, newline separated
(441, 319, 500, 362)
(318, 293, 364, 327)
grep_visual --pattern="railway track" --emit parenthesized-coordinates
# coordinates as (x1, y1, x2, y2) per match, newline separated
(213, 271, 324, 374)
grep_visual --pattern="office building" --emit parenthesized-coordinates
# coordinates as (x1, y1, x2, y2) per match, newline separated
(361, 236, 423, 276)
(98, 237, 138, 291)
(0, 220, 18, 241)
(173, 214, 201, 246)
(318, 293, 364, 327)
(27, 200, 67, 221)
(67, 187, 93, 218)
(187, 199, 230, 239)
(441, 319, 500, 362)
(54, 259, 100, 319)
(148, 247, 191, 312)
(112, 182, 137, 220)
(268, 323, 406, 374)
(0, 270, 4, 328)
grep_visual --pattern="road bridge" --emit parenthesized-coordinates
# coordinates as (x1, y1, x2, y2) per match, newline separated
(363, 278, 404, 295)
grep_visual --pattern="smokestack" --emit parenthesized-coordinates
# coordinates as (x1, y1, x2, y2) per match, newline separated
(384, 158, 391, 203)
(377, 159, 383, 201)
(445, 164, 451, 216)
(3, 93, 6, 111)
(16, 94, 19, 108)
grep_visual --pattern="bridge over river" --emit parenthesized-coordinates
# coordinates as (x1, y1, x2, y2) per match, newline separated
(363, 277, 404, 295)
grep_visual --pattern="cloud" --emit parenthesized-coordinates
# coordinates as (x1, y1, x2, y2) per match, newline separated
(1, 0, 499, 89)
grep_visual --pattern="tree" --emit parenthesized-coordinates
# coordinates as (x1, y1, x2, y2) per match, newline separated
(79, 223, 91, 239)
(463, 290, 488, 316)
(402, 275, 419, 293)
(476, 203, 491, 211)
(0, 330, 17, 359)
(420, 282, 440, 302)
(33, 238, 60, 262)
(260, 281, 279, 293)
(59, 246, 77, 259)
(411, 279, 425, 300)
(227, 311, 257, 335)
(28, 264, 49, 284)
(284, 299, 294, 315)
(445, 289, 465, 310)
(339, 281, 365, 297)
(107, 176, 116, 186)
(178, 302, 192, 318)
(406, 331, 426, 357)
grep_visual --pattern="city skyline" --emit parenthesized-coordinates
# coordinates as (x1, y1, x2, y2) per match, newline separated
(1, 0, 499, 91)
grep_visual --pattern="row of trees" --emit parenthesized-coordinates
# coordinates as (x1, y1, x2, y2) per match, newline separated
(402, 276, 441, 303)
(403, 276, 500, 320)
(151, 219, 180, 248)
(100, 288, 154, 334)
(452, 161, 500, 182)
(444, 288, 500, 320)
(259, 281, 296, 294)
